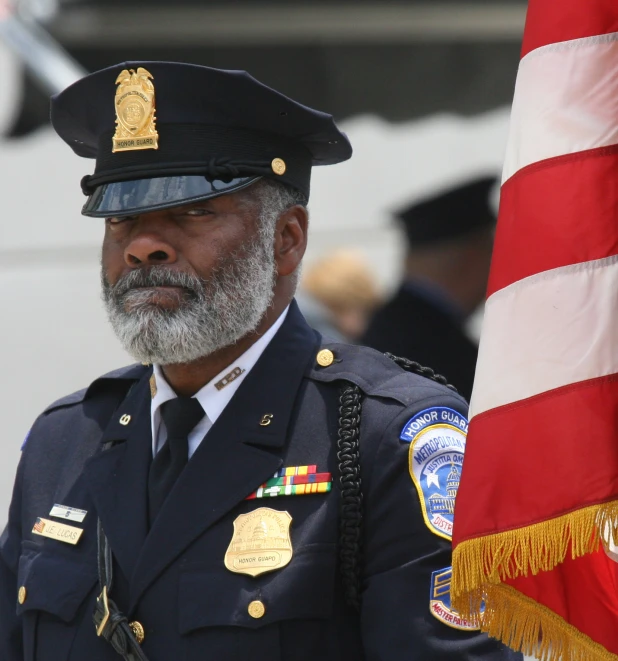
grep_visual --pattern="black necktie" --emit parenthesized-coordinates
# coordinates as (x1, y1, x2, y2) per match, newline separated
(148, 397, 205, 524)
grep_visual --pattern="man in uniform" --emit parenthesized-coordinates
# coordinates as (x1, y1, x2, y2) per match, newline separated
(362, 177, 497, 401)
(0, 63, 519, 660)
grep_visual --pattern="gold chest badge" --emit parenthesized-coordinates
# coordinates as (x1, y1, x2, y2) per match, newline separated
(113, 67, 159, 153)
(225, 507, 293, 577)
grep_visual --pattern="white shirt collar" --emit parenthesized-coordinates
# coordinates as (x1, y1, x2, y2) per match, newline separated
(151, 305, 290, 455)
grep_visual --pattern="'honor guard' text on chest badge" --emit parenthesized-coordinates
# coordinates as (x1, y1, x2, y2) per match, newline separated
(225, 507, 293, 577)
(400, 407, 468, 540)
(430, 566, 481, 630)
(113, 68, 159, 152)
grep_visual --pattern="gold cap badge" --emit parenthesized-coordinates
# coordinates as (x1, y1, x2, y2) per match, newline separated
(113, 68, 159, 153)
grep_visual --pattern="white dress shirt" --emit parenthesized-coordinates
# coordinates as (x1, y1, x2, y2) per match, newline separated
(150, 306, 289, 458)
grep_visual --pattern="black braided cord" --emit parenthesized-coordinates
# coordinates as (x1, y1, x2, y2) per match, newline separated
(385, 352, 459, 393)
(337, 382, 364, 611)
(336, 353, 458, 611)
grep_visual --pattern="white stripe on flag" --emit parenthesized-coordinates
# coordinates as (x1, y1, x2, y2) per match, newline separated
(502, 32, 618, 183)
(470, 255, 618, 418)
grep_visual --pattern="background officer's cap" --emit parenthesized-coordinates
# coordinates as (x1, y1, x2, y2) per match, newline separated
(51, 61, 352, 218)
(397, 175, 498, 247)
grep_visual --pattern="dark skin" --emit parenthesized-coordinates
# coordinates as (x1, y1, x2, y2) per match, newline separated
(102, 187, 308, 397)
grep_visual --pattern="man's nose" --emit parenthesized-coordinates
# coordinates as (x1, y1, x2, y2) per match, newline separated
(124, 227, 178, 267)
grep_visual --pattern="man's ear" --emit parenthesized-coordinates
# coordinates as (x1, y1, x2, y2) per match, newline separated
(274, 205, 309, 277)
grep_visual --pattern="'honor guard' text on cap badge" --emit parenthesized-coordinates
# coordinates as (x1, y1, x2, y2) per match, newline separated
(113, 67, 159, 153)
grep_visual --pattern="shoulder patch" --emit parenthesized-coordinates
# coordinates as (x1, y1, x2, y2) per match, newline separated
(400, 407, 467, 540)
(430, 566, 481, 631)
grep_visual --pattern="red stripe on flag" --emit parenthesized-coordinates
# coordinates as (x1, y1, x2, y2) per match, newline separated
(521, 0, 618, 58)
(508, 551, 618, 655)
(454, 374, 618, 545)
(487, 145, 618, 298)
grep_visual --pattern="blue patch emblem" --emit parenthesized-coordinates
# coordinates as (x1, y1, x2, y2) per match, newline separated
(430, 566, 481, 630)
(400, 407, 468, 540)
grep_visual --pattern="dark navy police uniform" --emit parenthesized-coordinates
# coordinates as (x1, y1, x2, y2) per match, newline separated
(0, 305, 521, 661)
(0, 62, 520, 660)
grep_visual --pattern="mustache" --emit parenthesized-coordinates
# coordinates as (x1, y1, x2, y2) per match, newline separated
(105, 266, 205, 300)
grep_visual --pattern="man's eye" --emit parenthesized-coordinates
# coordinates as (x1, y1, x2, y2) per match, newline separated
(106, 215, 138, 225)
(183, 208, 211, 217)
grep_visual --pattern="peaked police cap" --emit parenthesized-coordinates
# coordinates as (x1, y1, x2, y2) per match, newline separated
(51, 61, 352, 217)
(397, 175, 498, 247)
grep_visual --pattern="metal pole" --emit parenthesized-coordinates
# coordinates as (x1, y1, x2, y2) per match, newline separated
(0, 0, 86, 96)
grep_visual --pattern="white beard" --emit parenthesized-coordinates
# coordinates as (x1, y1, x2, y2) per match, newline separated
(101, 231, 276, 365)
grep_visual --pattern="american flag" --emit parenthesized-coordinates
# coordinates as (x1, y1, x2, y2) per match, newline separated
(32, 518, 46, 534)
(451, 0, 618, 659)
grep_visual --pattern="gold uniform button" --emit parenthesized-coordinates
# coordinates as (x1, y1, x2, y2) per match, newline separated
(271, 158, 286, 175)
(129, 621, 145, 644)
(248, 600, 266, 619)
(18, 586, 27, 605)
(316, 349, 335, 367)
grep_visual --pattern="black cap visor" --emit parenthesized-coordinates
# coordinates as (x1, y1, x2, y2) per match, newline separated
(82, 174, 261, 218)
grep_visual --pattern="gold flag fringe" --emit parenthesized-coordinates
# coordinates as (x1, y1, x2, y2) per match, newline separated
(452, 500, 618, 614)
(475, 583, 618, 661)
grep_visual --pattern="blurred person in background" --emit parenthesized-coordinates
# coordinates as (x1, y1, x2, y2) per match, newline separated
(0, 63, 520, 661)
(362, 176, 497, 401)
(298, 248, 382, 342)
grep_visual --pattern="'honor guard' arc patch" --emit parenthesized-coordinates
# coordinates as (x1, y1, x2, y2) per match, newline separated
(430, 567, 481, 631)
(400, 407, 468, 540)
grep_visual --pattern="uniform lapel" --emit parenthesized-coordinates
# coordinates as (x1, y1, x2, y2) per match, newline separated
(84, 373, 153, 582)
(130, 302, 320, 606)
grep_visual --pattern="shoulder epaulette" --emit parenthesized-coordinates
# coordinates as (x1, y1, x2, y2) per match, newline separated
(43, 388, 89, 414)
(43, 363, 148, 414)
(307, 342, 464, 408)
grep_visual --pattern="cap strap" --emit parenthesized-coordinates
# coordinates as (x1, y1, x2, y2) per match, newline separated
(81, 157, 273, 196)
